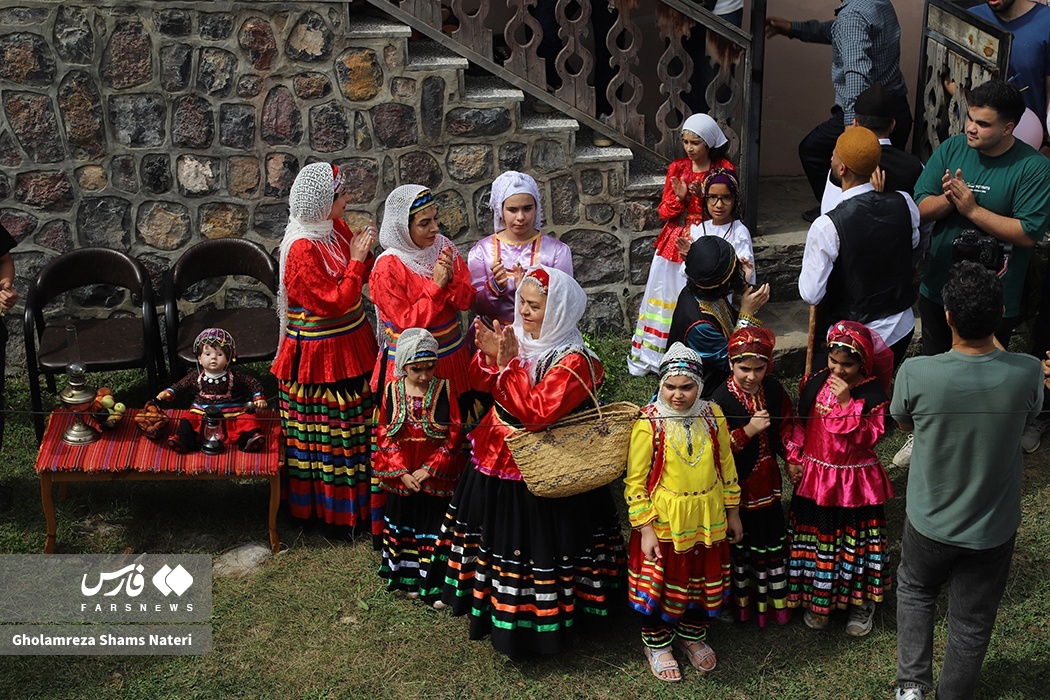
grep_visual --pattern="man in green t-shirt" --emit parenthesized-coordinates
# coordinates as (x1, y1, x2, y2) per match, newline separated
(913, 79, 1050, 355)
(890, 261, 1043, 700)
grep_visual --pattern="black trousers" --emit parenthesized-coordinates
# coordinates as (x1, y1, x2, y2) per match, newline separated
(799, 98, 914, 203)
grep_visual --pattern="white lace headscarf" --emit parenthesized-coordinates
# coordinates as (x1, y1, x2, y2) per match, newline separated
(682, 113, 728, 149)
(654, 342, 707, 418)
(277, 162, 347, 336)
(513, 265, 594, 384)
(376, 184, 460, 276)
(489, 171, 544, 233)
(394, 328, 438, 377)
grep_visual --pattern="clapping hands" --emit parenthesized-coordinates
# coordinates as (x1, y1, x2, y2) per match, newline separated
(473, 317, 518, 370)
(433, 246, 455, 288)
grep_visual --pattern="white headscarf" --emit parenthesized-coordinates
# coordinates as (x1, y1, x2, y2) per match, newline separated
(489, 171, 544, 233)
(654, 342, 708, 418)
(277, 162, 348, 336)
(682, 113, 728, 149)
(375, 184, 460, 276)
(394, 328, 438, 377)
(513, 265, 593, 383)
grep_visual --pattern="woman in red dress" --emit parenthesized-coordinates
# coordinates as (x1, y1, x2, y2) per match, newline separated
(432, 266, 625, 659)
(271, 162, 378, 538)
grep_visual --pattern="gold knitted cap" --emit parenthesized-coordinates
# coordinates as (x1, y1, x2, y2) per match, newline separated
(834, 127, 881, 178)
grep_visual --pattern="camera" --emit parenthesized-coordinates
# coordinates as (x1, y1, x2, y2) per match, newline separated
(952, 229, 1005, 274)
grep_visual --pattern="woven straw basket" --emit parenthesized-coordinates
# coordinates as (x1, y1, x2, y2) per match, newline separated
(505, 364, 640, 498)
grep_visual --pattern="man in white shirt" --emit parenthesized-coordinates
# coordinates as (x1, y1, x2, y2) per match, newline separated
(799, 127, 920, 369)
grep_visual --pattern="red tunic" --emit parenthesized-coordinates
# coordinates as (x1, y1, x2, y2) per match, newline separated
(271, 219, 378, 384)
(653, 156, 736, 262)
(373, 378, 464, 498)
(467, 350, 604, 481)
(369, 254, 475, 394)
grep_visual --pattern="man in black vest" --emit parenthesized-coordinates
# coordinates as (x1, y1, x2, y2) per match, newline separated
(820, 82, 925, 215)
(799, 126, 919, 369)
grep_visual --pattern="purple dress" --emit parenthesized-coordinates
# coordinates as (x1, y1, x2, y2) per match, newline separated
(467, 232, 573, 325)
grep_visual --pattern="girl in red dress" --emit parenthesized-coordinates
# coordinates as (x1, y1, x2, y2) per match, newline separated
(629, 113, 735, 377)
(374, 328, 464, 605)
(271, 162, 378, 538)
(708, 327, 794, 627)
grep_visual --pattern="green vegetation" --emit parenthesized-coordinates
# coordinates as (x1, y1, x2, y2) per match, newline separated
(0, 341, 1046, 699)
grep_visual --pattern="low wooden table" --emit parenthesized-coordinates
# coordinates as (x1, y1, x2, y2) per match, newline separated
(35, 409, 281, 554)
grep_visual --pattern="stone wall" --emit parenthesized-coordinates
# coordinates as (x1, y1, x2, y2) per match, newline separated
(0, 2, 657, 371)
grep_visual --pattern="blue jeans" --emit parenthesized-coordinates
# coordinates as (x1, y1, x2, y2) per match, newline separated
(895, 519, 1015, 698)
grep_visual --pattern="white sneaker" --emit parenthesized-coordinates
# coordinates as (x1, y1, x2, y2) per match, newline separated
(1021, 419, 1047, 454)
(892, 434, 914, 467)
(895, 688, 924, 700)
(845, 600, 875, 637)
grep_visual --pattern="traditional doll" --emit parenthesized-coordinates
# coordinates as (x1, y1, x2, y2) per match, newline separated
(158, 328, 268, 453)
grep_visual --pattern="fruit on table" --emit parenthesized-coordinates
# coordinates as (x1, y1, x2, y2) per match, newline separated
(100, 395, 115, 409)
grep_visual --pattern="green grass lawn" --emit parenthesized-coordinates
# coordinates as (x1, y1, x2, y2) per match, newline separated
(0, 343, 1047, 699)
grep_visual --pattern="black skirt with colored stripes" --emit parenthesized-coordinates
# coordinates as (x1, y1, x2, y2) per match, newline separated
(429, 464, 626, 659)
(786, 495, 890, 616)
(729, 502, 792, 627)
(378, 491, 451, 602)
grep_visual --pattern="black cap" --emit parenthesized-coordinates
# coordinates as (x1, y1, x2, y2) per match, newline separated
(854, 82, 896, 120)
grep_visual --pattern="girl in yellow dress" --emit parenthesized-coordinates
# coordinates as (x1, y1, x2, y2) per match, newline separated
(625, 342, 742, 682)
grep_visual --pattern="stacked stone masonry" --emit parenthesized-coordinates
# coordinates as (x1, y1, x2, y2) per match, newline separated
(0, 2, 668, 370)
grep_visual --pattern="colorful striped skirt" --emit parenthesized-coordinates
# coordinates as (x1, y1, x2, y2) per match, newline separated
(786, 495, 889, 616)
(378, 491, 450, 601)
(627, 532, 730, 627)
(430, 465, 625, 659)
(278, 375, 374, 536)
(729, 502, 792, 627)
(628, 255, 685, 377)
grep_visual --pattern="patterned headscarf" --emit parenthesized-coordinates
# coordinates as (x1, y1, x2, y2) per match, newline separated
(826, 320, 894, 394)
(703, 167, 742, 220)
(394, 328, 438, 377)
(513, 265, 592, 384)
(489, 171, 544, 233)
(376, 184, 460, 277)
(655, 342, 707, 417)
(193, 327, 236, 361)
(728, 326, 775, 370)
(682, 113, 728, 148)
(278, 163, 347, 337)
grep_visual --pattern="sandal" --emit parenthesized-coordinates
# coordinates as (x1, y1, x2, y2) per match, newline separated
(644, 645, 681, 683)
(674, 637, 717, 674)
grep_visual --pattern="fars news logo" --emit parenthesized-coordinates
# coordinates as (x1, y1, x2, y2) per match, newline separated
(80, 563, 195, 613)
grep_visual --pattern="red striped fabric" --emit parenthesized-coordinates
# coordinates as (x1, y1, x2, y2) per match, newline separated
(35, 409, 280, 477)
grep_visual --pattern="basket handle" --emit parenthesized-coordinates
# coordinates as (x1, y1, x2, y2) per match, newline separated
(558, 360, 603, 422)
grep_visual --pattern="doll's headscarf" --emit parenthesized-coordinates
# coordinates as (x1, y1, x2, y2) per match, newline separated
(278, 163, 347, 337)
(512, 266, 592, 383)
(655, 342, 707, 418)
(682, 113, 728, 148)
(826, 320, 894, 394)
(394, 328, 439, 377)
(728, 326, 775, 371)
(489, 171, 544, 233)
(193, 327, 236, 361)
(376, 184, 460, 277)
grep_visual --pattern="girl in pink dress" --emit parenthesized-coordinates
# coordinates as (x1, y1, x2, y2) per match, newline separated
(785, 321, 895, 637)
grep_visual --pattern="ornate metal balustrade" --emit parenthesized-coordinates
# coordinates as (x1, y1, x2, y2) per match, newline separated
(361, 0, 767, 226)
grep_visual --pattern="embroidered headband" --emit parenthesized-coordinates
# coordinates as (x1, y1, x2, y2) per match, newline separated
(193, 327, 236, 360)
(521, 268, 550, 295)
(332, 164, 344, 193)
(728, 326, 775, 366)
(409, 189, 435, 217)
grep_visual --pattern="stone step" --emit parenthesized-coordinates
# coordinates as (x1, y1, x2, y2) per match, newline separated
(575, 144, 634, 164)
(461, 75, 524, 105)
(519, 113, 579, 135)
(347, 14, 413, 40)
(406, 39, 469, 72)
